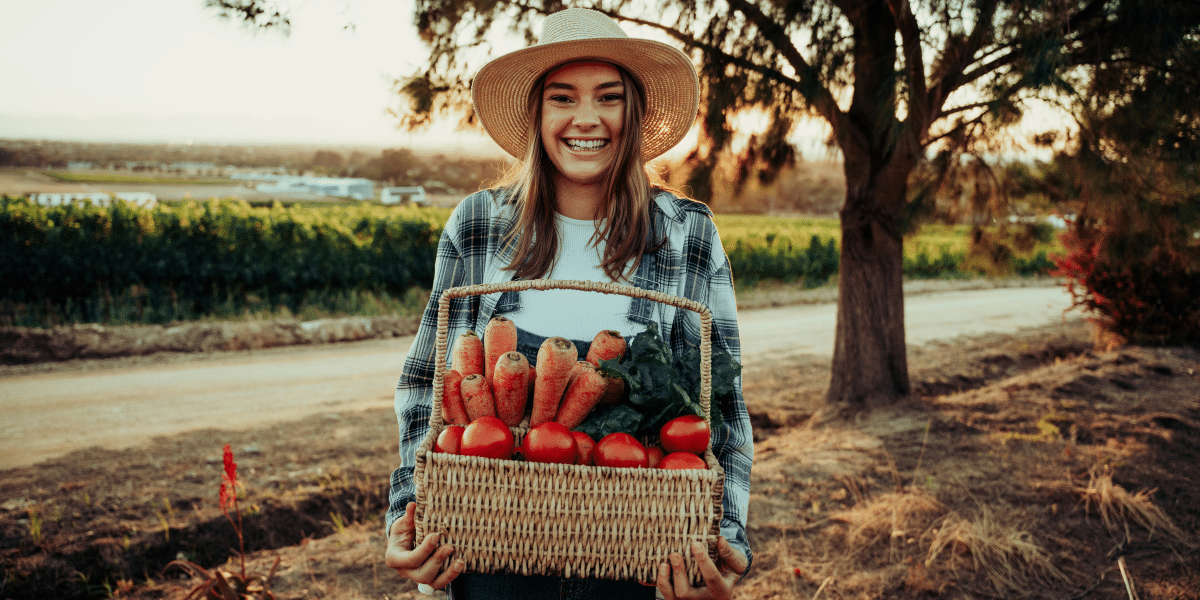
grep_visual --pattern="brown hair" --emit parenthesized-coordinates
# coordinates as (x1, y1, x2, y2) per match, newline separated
(499, 63, 659, 282)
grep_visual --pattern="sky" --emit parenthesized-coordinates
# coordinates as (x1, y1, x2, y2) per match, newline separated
(0, 1, 1068, 159)
(0, 0, 500, 152)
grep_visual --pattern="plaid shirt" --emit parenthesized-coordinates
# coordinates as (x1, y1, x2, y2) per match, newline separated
(387, 188, 754, 570)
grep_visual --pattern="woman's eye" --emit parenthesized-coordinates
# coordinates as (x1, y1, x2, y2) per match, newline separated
(546, 94, 574, 104)
(601, 93, 625, 103)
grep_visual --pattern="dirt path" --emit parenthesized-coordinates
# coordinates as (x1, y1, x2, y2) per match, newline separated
(0, 286, 1078, 470)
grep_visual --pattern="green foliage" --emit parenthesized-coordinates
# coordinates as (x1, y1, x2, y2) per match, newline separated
(0, 197, 443, 327)
(584, 322, 739, 441)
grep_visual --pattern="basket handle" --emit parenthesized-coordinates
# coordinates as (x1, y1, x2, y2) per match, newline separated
(429, 279, 714, 431)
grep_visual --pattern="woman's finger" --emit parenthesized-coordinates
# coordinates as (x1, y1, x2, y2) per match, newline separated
(716, 537, 748, 577)
(656, 562, 676, 600)
(405, 542, 456, 583)
(428, 558, 466, 590)
(669, 552, 699, 598)
(692, 541, 729, 594)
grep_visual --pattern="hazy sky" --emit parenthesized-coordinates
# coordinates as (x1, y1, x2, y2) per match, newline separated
(0, 0, 498, 150)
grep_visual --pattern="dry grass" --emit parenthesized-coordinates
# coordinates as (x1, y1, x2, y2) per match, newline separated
(925, 508, 1068, 595)
(1076, 466, 1198, 550)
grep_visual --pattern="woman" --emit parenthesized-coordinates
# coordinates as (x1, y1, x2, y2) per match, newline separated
(383, 8, 753, 599)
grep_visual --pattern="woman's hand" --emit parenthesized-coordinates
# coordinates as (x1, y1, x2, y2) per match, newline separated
(384, 502, 464, 590)
(655, 536, 748, 600)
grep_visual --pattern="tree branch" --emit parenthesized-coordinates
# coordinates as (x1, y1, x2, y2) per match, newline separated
(885, 0, 927, 130)
(719, 0, 843, 124)
(926, 0, 1000, 118)
(605, 11, 842, 125)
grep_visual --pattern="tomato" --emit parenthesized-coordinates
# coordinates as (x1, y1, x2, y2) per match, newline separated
(571, 431, 596, 466)
(522, 422, 578, 464)
(460, 416, 515, 460)
(646, 446, 665, 468)
(592, 432, 648, 468)
(435, 425, 465, 454)
(657, 452, 707, 470)
(660, 415, 710, 455)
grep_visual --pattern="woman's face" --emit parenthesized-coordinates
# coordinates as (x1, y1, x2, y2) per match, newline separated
(540, 61, 625, 190)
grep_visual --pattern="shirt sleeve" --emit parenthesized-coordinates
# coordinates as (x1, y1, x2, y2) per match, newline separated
(385, 204, 473, 536)
(704, 238, 755, 575)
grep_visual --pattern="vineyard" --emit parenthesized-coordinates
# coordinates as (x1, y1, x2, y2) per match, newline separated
(1, 197, 1061, 327)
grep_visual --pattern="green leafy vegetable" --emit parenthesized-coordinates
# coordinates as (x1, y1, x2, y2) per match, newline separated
(577, 322, 740, 440)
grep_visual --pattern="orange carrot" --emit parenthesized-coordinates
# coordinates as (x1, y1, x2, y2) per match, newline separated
(484, 316, 517, 383)
(492, 351, 530, 427)
(554, 361, 608, 429)
(597, 372, 625, 406)
(531, 337, 577, 426)
(442, 369, 469, 426)
(585, 330, 626, 366)
(451, 331, 484, 377)
(460, 374, 495, 421)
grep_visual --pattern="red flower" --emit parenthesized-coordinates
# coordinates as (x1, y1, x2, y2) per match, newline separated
(219, 444, 239, 512)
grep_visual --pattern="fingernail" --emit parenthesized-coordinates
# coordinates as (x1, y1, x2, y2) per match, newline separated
(454, 559, 465, 571)
(659, 563, 669, 577)
(670, 553, 682, 566)
(692, 541, 705, 555)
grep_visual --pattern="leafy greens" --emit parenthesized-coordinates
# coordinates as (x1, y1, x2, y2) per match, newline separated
(576, 322, 741, 441)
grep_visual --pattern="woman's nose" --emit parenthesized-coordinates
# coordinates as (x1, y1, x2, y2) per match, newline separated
(573, 102, 601, 127)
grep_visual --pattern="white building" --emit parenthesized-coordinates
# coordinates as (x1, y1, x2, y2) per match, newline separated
(381, 186, 428, 206)
(256, 176, 375, 200)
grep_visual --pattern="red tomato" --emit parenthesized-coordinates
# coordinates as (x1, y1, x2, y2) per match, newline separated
(660, 415, 710, 455)
(460, 416, 514, 460)
(657, 452, 707, 470)
(522, 422, 578, 464)
(572, 431, 596, 466)
(592, 432, 648, 468)
(646, 446, 665, 468)
(435, 425, 465, 454)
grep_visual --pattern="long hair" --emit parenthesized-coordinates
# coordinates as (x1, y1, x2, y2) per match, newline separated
(499, 63, 658, 282)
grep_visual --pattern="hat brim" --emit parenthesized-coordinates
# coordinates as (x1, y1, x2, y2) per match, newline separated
(472, 37, 699, 162)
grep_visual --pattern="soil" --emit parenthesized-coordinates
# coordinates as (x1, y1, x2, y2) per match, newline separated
(2, 298, 1198, 599)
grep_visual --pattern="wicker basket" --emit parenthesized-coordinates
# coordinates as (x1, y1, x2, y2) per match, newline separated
(412, 279, 725, 584)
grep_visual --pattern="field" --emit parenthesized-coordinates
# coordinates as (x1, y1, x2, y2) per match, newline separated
(40, 171, 236, 186)
(1, 317, 1196, 599)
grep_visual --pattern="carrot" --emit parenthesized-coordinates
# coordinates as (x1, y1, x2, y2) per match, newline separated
(484, 316, 517, 383)
(585, 330, 626, 366)
(460, 374, 495, 421)
(597, 372, 625, 406)
(554, 361, 608, 429)
(451, 331, 485, 377)
(441, 369, 470, 426)
(531, 337, 577, 426)
(527, 364, 537, 400)
(492, 351, 530, 427)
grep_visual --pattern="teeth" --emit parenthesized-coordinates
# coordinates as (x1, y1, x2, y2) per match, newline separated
(565, 139, 607, 151)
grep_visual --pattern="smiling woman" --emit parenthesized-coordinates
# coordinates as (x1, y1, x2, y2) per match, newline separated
(383, 7, 754, 600)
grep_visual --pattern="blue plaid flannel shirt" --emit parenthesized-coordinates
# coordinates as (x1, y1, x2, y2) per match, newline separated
(387, 188, 755, 571)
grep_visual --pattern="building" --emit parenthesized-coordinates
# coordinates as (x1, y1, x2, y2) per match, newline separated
(256, 176, 375, 200)
(381, 186, 428, 206)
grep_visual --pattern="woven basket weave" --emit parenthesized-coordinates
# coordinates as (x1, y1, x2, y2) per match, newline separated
(412, 279, 725, 584)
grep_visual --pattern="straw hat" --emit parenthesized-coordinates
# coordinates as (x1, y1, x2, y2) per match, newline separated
(471, 8, 699, 161)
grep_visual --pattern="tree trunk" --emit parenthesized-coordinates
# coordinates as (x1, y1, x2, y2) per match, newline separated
(827, 148, 914, 406)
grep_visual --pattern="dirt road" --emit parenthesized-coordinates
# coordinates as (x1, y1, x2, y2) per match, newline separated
(0, 285, 1078, 469)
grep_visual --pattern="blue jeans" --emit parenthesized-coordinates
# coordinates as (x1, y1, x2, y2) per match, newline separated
(514, 326, 593, 366)
(449, 573, 655, 599)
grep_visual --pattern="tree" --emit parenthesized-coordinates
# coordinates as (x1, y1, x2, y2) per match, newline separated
(1047, 7, 1200, 345)
(209, 0, 1199, 408)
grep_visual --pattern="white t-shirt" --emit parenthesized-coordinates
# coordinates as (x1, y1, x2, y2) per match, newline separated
(504, 213, 647, 342)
